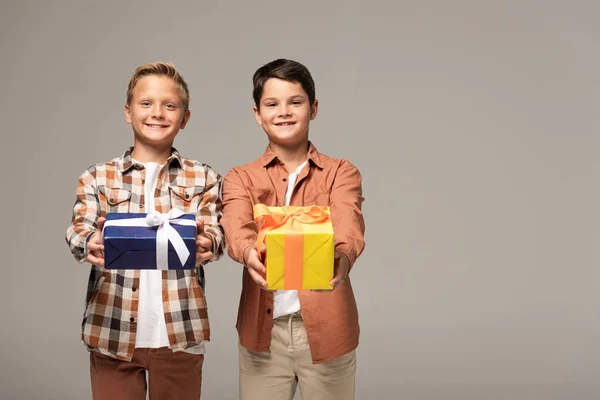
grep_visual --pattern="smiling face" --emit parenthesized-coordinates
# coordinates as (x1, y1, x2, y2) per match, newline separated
(253, 78, 318, 149)
(125, 75, 190, 150)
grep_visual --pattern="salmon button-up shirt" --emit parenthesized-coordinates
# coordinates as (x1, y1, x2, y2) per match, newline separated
(222, 142, 365, 364)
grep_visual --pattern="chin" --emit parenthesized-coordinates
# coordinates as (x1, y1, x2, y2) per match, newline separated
(271, 137, 304, 147)
(136, 134, 176, 146)
(269, 132, 307, 144)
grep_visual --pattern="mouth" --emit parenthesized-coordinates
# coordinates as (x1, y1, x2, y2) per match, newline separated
(145, 124, 169, 128)
(275, 122, 296, 126)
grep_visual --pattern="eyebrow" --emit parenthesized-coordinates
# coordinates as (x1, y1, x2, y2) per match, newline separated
(137, 96, 181, 104)
(262, 95, 306, 102)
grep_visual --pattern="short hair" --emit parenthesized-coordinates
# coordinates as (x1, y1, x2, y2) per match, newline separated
(252, 59, 315, 109)
(126, 62, 190, 110)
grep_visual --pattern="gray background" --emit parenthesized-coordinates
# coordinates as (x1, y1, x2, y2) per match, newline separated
(0, 0, 598, 399)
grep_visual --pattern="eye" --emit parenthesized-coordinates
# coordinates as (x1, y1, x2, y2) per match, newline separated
(165, 103, 176, 110)
(266, 103, 276, 107)
(292, 100, 302, 105)
(141, 101, 151, 107)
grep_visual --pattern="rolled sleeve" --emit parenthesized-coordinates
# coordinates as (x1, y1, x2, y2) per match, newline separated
(329, 160, 366, 269)
(65, 168, 100, 263)
(221, 168, 259, 264)
(199, 167, 224, 262)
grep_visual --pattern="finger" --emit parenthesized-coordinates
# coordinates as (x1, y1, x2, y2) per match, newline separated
(87, 239, 104, 252)
(330, 252, 349, 287)
(247, 258, 266, 274)
(87, 253, 105, 267)
(196, 218, 205, 233)
(196, 243, 212, 256)
(196, 247, 211, 255)
(329, 267, 344, 287)
(247, 249, 266, 274)
(247, 267, 268, 289)
(197, 250, 213, 260)
(329, 275, 346, 288)
(196, 236, 212, 249)
(195, 251, 213, 266)
(87, 241, 104, 252)
(97, 217, 106, 231)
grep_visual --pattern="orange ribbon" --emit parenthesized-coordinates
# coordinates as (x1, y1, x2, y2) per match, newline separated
(254, 205, 331, 289)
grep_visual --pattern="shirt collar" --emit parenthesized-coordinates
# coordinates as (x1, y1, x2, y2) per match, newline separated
(260, 141, 324, 169)
(118, 147, 183, 173)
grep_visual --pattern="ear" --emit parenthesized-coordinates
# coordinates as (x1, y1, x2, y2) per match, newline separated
(124, 104, 132, 124)
(310, 99, 319, 120)
(253, 106, 263, 127)
(180, 109, 191, 129)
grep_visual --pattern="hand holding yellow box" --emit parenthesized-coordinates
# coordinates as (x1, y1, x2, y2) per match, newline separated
(254, 204, 334, 290)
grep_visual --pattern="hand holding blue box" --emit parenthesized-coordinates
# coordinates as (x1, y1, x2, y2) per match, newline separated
(102, 210, 196, 270)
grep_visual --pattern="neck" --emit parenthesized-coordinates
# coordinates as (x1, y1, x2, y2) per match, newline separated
(270, 141, 309, 172)
(131, 142, 172, 164)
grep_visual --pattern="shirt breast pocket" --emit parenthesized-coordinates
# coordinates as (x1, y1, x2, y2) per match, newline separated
(98, 186, 132, 213)
(169, 185, 205, 213)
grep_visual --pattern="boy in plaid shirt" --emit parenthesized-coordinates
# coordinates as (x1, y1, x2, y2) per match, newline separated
(66, 62, 223, 399)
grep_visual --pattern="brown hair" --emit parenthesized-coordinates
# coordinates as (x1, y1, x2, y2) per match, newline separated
(252, 59, 315, 109)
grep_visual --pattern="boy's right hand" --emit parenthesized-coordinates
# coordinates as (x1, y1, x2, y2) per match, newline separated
(86, 217, 106, 267)
(243, 246, 268, 289)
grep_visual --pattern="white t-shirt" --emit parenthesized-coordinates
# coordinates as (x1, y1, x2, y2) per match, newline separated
(272, 160, 308, 319)
(134, 161, 204, 354)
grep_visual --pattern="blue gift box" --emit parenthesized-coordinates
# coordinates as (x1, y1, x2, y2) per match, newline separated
(103, 212, 196, 270)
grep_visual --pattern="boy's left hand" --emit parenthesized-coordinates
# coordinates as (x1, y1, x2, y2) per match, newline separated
(313, 251, 349, 292)
(329, 251, 350, 288)
(195, 219, 213, 266)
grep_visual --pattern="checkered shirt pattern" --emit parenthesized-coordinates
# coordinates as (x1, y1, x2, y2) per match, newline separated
(66, 147, 223, 361)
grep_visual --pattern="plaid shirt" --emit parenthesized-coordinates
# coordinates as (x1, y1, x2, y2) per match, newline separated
(66, 147, 224, 361)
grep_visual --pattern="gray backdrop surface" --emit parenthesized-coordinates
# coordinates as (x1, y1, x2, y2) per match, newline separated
(0, 1, 598, 399)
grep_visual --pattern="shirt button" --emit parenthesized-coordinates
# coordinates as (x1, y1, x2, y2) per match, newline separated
(132, 287, 137, 292)
(142, 179, 145, 184)
(185, 193, 190, 199)
(139, 204, 144, 208)
(109, 198, 114, 202)
(282, 178, 287, 182)
(130, 317, 135, 323)
(266, 309, 272, 314)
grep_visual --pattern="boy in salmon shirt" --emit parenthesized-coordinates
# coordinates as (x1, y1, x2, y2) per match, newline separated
(66, 62, 223, 399)
(221, 59, 365, 400)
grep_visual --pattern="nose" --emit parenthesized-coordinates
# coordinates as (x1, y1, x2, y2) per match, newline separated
(151, 105, 164, 119)
(277, 104, 291, 117)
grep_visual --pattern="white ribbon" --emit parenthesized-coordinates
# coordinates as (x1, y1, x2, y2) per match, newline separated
(103, 209, 196, 270)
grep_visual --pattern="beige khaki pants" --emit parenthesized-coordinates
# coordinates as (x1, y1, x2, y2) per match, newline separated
(239, 312, 356, 400)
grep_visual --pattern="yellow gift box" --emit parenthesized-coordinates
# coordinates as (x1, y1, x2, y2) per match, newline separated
(254, 204, 334, 290)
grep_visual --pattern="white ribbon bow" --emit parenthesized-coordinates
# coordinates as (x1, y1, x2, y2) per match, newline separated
(103, 209, 196, 270)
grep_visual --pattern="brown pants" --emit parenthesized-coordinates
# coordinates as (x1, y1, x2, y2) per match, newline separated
(239, 312, 356, 400)
(90, 348, 204, 400)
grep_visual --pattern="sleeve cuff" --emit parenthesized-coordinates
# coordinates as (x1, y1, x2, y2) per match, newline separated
(80, 230, 96, 263)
